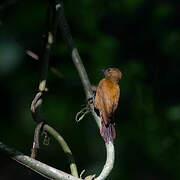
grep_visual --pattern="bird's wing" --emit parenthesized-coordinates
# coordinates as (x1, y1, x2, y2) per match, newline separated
(102, 81, 119, 116)
(111, 83, 120, 114)
(94, 79, 110, 125)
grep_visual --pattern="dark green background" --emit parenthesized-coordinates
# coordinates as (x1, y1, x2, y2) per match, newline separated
(0, 0, 180, 179)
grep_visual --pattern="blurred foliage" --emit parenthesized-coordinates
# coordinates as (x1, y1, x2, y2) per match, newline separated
(0, 0, 180, 179)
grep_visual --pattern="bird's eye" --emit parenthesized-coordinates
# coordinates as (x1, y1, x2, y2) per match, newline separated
(107, 68, 111, 72)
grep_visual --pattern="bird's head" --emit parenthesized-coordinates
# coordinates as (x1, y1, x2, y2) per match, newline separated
(104, 67, 122, 83)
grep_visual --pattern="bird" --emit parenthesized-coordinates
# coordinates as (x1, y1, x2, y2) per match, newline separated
(94, 67, 122, 143)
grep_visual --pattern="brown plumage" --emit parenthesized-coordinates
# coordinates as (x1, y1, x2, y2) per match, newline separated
(94, 68, 122, 143)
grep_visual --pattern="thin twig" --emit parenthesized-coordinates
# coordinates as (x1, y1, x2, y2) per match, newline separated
(44, 124, 79, 177)
(57, 1, 115, 179)
(0, 141, 81, 180)
(26, 50, 64, 79)
(26, 50, 39, 60)
(31, 92, 43, 122)
(31, 122, 44, 158)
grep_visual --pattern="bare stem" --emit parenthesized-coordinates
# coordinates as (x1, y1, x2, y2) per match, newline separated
(43, 124, 79, 177)
(71, 48, 93, 100)
(31, 122, 44, 158)
(71, 47, 114, 180)
(95, 142, 115, 180)
(0, 141, 81, 180)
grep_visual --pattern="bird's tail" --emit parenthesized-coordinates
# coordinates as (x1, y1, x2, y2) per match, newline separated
(100, 120, 116, 143)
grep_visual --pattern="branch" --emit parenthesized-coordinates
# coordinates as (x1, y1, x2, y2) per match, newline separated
(31, 122, 44, 159)
(72, 47, 115, 180)
(30, 0, 79, 178)
(57, 1, 115, 179)
(95, 143, 115, 180)
(0, 141, 81, 180)
(43, 124, 79, 178)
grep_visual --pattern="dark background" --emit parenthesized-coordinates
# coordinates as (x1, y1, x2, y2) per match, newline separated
(0, 0, 180, 179)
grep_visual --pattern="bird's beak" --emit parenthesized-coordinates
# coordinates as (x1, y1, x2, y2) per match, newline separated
(101, 69, 105, 74)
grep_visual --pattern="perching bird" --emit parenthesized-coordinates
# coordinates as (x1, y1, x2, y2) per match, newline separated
(94, 68, 122, 143)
